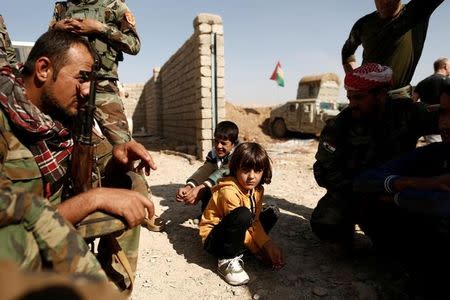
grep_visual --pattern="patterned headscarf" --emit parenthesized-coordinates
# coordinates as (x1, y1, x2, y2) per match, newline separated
(345, 63, 393, 91)
(0, 66, 73, 197)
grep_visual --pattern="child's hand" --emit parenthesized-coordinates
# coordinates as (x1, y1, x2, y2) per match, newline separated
(176, 185, 192, 202)
(262, 240, 286, 270)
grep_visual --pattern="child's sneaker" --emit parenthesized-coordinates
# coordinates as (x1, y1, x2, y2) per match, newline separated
(217, 255, 249, 285)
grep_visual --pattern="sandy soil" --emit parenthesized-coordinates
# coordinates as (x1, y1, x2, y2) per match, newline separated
(130, 103, 402, 300)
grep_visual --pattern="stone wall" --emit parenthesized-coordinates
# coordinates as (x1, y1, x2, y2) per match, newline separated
(129, 13, 225, 159)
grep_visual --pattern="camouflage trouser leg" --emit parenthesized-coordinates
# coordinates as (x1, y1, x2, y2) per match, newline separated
(95, 81, 131, 146)
(97, 226, 140, 291)
(0, 208, 107, 280)
(96, 171, 150, 291)
(310, 192, 355, 242)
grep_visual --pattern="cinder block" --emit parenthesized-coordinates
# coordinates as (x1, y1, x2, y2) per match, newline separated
(211, 24, 224, 35)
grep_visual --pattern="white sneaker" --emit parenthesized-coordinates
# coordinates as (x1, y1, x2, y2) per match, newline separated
(217, 255, 250, 285)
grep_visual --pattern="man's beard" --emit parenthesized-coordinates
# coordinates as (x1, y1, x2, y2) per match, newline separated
(41, 90, 76, 127)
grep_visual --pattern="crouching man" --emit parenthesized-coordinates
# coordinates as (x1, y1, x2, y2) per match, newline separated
(0, 29, 156, 292)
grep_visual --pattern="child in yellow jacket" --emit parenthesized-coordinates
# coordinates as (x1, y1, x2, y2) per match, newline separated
(199, 142, 285, 286)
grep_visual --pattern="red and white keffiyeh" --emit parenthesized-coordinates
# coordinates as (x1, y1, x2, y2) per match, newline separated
(344, 63, 393, 91)
(0, 66, 73, 197)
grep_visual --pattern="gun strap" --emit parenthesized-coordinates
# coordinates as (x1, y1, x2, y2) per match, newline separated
(106, 235, 135, 291)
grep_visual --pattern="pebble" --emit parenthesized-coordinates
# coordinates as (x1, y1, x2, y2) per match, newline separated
(193, 218, 199, 225)
(253, 294, 261, 300)
(312, 287, 328, 297)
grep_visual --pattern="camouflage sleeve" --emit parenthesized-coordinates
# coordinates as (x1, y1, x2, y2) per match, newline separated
(48, 2, 67, 28)
(0, 15, 18, 65)
(341, 17, 363, 65)
(313, 117, 353, 192)
(99, 1, 140, 55)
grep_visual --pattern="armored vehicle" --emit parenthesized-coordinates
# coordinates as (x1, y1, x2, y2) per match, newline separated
(270, 73, 342, 137)
(270, 99, 339, 137)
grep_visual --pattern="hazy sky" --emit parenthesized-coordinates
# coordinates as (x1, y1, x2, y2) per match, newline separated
(2, 1, 449, 105)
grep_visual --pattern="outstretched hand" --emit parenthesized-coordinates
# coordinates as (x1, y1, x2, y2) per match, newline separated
(112, 140, 157, 176)
(262, 240, 286, 270)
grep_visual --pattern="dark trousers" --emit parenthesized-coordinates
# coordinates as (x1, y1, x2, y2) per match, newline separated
(204, 206, 278, 259)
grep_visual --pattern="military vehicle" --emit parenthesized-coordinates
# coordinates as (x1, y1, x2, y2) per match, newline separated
(11, 41, 34, 63)
(270, 73, 342, 137)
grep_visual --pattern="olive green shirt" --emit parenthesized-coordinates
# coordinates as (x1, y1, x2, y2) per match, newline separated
(342, 0, 444, 89)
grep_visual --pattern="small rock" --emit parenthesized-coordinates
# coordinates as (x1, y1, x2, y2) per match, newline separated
(231, 288, 241, 296)
(312, 287, 328, 297)
(166, 258, 172, 263)
(193, 218, 200, 225)
(253, 294, 260, 300)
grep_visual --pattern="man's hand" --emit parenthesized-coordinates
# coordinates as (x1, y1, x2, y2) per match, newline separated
(90, 187, 154, 228)
(53, 18, 105, 35)
(57, 187, 154, 228)
(262, 240, 286, 270)
(176, 185, 192, 202)
(112, 140, 157, 176)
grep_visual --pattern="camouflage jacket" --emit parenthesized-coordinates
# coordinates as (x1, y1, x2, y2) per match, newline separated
(0, 15, 18, 67)
(0, 69, 108, 277)
(51, 0, 140, 80)
(313, 99, 439, 194)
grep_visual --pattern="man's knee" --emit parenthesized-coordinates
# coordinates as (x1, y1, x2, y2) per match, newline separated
(310, 193, 354, 242)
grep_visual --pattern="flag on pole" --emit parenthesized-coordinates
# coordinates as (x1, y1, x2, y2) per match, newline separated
(270, 61, 285, 87)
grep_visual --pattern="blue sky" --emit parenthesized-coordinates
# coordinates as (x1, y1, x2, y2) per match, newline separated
(2, 1, 449, 105)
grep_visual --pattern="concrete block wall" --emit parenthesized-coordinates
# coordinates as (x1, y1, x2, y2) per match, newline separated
(122, 82, 145, 134)
(130, 13, 225, 159)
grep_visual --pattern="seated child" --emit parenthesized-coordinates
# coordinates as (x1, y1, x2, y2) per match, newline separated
(176, 121, 239, 212)
(199, 142, 285, 286)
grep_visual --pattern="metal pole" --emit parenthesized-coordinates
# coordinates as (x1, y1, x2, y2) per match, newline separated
(210, 32, 218, 137)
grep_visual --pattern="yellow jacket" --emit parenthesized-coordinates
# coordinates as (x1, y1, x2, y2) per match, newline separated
(199, 176, 270, 253)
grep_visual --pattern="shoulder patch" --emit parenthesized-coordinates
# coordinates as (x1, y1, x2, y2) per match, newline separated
(124, 11, 136, 26)
(322, 141, 336, 153)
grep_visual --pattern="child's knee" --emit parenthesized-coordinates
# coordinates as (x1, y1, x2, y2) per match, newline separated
(229, 207, 252, 227)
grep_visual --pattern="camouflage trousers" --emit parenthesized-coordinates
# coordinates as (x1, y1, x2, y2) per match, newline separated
(95, 80, 131, 146)
(94, 137, 151, 291)
(0, 202, 107, 280)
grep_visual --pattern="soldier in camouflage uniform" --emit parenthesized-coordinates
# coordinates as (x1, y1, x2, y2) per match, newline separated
(0, 14, 17, 67)
(311, 63, 439, 244)
(0, 30, 156, 291)
(50, 0, 140, 146)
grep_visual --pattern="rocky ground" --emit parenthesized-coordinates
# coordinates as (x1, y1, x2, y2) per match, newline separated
(130, 103, 407, 300)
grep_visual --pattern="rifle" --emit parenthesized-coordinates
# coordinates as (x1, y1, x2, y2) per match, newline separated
(70, 57, 98, 194)
(71, 55, 127, 239)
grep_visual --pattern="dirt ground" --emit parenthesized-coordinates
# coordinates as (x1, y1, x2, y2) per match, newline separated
(131, 103, 404, 300)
